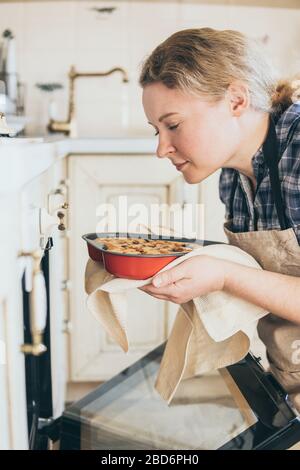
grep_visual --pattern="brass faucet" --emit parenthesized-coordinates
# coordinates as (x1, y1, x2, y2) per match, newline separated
(48, 65, 129, 137)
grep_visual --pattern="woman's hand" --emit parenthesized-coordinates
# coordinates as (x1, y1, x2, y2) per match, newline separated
(141, 252, 300, 324)
(139, 255, 227, 304)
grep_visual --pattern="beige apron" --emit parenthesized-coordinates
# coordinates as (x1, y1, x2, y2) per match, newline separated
(224, 222, 300, 411)
(223, 117, 300, 411)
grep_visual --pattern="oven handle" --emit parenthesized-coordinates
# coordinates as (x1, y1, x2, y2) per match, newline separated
(19, 250, 47, 356)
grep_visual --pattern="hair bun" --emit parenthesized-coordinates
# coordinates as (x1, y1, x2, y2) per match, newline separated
(272, 80, 293, 112)
(291, 78, 300, 102)
(272, 77, 300, 113)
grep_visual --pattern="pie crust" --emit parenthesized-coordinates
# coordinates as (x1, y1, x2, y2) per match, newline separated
(95, 237, 192, 255)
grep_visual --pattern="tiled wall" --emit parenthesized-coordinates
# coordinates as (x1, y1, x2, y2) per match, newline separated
(0, 0, 299, 137)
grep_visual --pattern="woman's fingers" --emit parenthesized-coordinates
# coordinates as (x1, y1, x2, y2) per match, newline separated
(138, 286, 171, 300)
(139, 256, 227, 303)
(140, 283, 177, 297)
(152, 262, 188, 287)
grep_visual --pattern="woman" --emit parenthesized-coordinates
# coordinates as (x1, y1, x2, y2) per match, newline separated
(139, 28, 300, 409)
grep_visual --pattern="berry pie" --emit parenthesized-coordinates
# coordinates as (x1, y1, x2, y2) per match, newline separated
(95, 237, 193, 255)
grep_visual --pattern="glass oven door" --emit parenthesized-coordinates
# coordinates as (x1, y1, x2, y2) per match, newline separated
(60, 343, 300, 450)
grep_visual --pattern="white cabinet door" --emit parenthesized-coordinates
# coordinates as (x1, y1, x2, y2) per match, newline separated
(68, 154, 199, 381)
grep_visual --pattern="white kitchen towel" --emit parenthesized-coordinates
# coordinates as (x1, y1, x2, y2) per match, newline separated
(85, 244, 268, 403)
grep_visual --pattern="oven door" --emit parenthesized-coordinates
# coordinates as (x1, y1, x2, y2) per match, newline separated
(60, 343, 300, 450)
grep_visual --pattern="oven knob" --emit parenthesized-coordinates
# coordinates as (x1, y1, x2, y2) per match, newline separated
(57, 211, 66, 231)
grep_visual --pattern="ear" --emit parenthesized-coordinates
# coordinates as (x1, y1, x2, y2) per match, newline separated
(226, 81, 250, 117)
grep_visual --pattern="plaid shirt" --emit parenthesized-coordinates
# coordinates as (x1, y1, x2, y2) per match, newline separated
(219, 102, 300, 243)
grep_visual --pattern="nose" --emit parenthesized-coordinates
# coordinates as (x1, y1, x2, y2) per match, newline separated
(156, 135, 176, 159)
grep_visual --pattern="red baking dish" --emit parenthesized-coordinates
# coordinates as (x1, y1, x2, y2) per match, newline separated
(82, 232, 197, 280)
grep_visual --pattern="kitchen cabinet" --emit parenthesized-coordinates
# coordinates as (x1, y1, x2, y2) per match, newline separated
(67, 154, 200, 382)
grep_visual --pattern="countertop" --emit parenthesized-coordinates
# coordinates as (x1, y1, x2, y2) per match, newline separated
(0, 136, 157, 193)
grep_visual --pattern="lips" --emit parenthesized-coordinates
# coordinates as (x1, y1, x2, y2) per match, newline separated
(175, 161, 189, 171)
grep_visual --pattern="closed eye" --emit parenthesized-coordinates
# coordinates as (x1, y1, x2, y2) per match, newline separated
(154, 123, 179, 136)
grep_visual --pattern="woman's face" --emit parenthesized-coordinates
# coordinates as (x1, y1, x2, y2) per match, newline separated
(142, 82, 241, 184)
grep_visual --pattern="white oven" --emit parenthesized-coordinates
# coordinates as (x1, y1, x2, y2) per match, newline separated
(19, 165, 68, 449)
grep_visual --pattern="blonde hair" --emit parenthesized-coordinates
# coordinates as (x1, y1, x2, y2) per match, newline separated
(139, 28, 299, 115)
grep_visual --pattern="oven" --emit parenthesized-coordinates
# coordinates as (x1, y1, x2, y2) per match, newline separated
(19, 170, 68, 450)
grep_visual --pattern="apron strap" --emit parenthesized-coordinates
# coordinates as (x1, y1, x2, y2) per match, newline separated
(262, 118, 288, 230)
(228, 171, 238, 221)
(228, 114, 300, 230)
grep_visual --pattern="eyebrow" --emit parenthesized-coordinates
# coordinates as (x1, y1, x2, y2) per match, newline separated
(148, 112, 179, 125)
